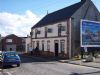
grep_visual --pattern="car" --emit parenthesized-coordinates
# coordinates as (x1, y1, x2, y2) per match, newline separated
(0, 51, 2, 61)
(2, 51, 21, 67)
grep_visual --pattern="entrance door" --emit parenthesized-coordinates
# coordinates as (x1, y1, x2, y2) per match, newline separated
(55, 42, 59, 57)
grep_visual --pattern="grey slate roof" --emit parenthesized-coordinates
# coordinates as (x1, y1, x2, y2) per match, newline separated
(32, 1, 86, 29)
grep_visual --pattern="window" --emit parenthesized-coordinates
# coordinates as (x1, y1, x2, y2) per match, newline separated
(32, 41, 35, 49)
(30, 32, 33, 35)
(61, 26, 65, 31)
(6, 39, 12, 43)
(45, 27, 47, 37)
(47, 40, 50, 51)
(35, 29, 37, 38)
(37, 41, 39, 48)
(58, 24, 62, 36)
(37, 30, 41, 34)
(42, 40, 44, 51)
(60, 40, 65, 53)
(47, 28, 52, 33)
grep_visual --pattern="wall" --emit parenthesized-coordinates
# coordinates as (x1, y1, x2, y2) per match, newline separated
(32, 21, 67, 38)
(71, 0, 100, 56)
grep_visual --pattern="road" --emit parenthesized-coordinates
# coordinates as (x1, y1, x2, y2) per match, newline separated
(1, 55, 100, 75)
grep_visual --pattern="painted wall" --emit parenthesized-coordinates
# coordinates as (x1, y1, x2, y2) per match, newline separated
(32, 37, 67, 54)
(32, 21, 67, 38)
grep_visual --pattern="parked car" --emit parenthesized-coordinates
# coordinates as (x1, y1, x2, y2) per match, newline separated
(0, 51, 2, 61)
(2, 51, 21, 67)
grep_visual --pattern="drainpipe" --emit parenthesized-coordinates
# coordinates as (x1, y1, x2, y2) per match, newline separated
(69, 18, 72, 59)
(67, 18, 72, 59)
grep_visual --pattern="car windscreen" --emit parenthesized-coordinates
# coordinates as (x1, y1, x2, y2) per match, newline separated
(5, 53, 17, 57)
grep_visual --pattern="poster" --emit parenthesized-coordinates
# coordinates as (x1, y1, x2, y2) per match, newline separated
(80, 20, 100, 47)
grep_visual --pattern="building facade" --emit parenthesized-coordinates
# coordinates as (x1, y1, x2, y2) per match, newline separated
(31, 0, 100, 58)
(1, 34, 25, 52)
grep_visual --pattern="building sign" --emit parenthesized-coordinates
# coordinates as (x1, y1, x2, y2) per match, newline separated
(80, 20, 100, 47)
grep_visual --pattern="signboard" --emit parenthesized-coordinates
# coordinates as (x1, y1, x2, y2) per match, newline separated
(80, 20, 100, 47)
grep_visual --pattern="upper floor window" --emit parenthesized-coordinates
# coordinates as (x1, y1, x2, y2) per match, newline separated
(58, 24, 66, 31)
(30, 32, 33, 36)
(58, 24, 62, 36)
(61, 26, 66, 31)
(6, 39, 12, 43)
(47, 28, 52, 33)
(45, 27, 47, 38)
(37, 30, 41, 34)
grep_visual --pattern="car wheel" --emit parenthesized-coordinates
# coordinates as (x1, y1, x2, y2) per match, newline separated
(17, 64, 20, 67)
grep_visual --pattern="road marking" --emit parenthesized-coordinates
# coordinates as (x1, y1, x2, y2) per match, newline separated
(3, 72, 12, 75)
(6, 72, 12, 75)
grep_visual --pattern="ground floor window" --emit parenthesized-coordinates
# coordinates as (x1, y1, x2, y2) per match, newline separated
(47, 40, 50, 51)
(27, 44, 29, 51)
(32, 41, 35, 49)
(36, 41, 39, 49)
(42, 40, 44, 51)
(60, 40, 65, 53)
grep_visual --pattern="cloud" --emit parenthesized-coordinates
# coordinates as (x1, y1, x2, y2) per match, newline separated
(0, 10, 41, 37)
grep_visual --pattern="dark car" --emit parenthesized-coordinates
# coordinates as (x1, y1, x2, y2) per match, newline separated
(2, 51, 21, 67)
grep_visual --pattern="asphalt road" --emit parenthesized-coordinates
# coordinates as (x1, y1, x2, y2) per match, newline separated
(1, 55, 100, 75)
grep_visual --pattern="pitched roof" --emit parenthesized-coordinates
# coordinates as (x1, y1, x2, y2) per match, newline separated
(2, 34, 22, 40)
(32, 1, 86, 29)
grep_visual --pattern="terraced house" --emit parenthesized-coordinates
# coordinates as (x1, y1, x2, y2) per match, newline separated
(31, 0, 100, 58)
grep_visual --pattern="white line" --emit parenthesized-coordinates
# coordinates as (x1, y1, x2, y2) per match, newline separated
(6, 72, 12, 75)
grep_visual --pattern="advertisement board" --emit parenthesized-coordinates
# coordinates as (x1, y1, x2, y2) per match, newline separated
(80, 20, 100, 47)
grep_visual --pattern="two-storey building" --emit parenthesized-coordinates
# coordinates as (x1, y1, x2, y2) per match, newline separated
(1, 34, 25, 52)
(31, 0, 100, 58)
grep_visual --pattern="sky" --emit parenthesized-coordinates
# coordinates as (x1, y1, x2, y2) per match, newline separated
(0, 0, 100, 37)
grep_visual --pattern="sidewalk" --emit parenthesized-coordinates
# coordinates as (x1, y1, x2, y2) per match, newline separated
(59, 58, 100, 69)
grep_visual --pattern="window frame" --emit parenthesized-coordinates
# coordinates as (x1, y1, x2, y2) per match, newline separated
(60, 40, 65, 53)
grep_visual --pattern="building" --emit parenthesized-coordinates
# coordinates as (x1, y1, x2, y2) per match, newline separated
(24, 35, 31, 53)
(31, 0, 100, 58)
(1, 34, 25, 52)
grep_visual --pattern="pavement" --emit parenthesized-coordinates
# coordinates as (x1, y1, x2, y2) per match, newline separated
(29, 55, 100, 69)
(59, 58, 100, 69)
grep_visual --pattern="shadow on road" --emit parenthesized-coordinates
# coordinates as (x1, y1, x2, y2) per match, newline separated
(2, 65, 16, 69)
(20, 54, 67, 63)
(69, 73, 82, 75)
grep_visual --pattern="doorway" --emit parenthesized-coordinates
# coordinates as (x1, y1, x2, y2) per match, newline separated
(54, 41, 59, 57)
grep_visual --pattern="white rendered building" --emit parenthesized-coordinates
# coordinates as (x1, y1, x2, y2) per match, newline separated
(31, 0, 100, 58)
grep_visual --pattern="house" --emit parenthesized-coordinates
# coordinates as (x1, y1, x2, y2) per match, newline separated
(1, 34, 25, 52)
(31, 0, 100, 58)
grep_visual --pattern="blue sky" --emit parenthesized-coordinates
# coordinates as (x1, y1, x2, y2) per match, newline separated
(0, 0, 100, 36)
